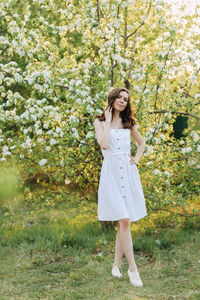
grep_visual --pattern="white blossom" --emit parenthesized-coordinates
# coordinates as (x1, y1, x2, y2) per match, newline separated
(164, 171, 170, 176)
(160, 134, 165, 140)
(36, 129, 42, 135)
(54, 113, 62, 122)
(29, 107, 35, 113)
(81, 90, 88, 97)
(191, 131, 199, 142)
(86, 131, 93, 139)
(28, 77, 35, 85)
(47, 130, 53, 135)
(164, 32, 170, 39)
(154, 137, 161, 144)
(3, 150, 12, 156)
(53, 132, 58, 137)
(39, 159, 47, 166)
(23, 128, 29, 134)
(43, 121, 49, 129)
(121, 71, 126, 77)
(134, 85, 142, 93)
(25, 138, 32, 147)
(76, 80, 82, 86)
(31, 115, 37, 121)
(14, 73, 23, 83)
(37, 138, 45, 143)
(194, 94, 200, 99)
(72, 127, 79, 139)
(76, 98, 82, 104)
(10, 145, 16, 149)
(65, 178, 71, 184)
(86, 105, 94, 113)
(69, 115, 78, 123)
(144, 89, 150, 94)
(2, 145, 9, 152)
(50, 138, 57, 145)
(181, 147, 192, 154)
(56, 127, 62, 133)
(144, 145, 154, 156)
(154, 169, 161, 175)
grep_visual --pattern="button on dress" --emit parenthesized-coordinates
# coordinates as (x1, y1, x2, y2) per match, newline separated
(97, 121, 147, 222)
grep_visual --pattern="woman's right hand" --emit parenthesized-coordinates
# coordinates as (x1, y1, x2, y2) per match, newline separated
(104, 106, 113, 123)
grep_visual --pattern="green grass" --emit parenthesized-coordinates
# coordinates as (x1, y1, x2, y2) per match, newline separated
(0, 190, 200, 300)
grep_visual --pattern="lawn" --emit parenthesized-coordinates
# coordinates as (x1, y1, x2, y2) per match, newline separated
(0, 187, 199, 300)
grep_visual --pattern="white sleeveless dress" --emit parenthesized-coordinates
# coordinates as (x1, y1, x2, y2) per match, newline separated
(97, 121, 147, 222)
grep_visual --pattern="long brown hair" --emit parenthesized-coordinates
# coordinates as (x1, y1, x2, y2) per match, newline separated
(94, 87, 136, 129)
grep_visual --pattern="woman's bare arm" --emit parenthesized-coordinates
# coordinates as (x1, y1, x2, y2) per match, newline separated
(130, 125, 146, 164)
(93, 119, 111, 149)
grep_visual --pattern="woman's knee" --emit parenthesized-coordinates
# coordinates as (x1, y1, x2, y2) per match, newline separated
(119, 218, 130, 230)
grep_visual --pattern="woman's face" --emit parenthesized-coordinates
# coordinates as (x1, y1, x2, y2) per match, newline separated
(113, 91, 129, 112)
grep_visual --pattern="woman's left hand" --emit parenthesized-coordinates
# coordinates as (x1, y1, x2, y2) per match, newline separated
(129, 154, 138, 165)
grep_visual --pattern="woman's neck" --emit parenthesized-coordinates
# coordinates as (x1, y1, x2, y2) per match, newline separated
(112, 110, 121, 122)
(111, 113, 123, 128)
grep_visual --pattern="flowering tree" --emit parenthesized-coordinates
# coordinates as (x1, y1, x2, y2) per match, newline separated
(0, 0, 199, 214)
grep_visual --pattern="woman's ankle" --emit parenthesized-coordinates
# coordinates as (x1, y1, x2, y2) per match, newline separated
(112, 263, 119, 268)
(129, 262, 138, 272)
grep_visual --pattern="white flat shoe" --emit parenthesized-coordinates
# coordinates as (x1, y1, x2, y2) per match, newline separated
(128, 268, 143, 287)
(112, 265, 123, 278)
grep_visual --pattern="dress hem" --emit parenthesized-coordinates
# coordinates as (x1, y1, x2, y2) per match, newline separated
(98, 213, 147, 222)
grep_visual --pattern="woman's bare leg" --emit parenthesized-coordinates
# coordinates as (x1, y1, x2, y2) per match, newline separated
(113, 221, 124, 268)
(118, 218, 138, 272)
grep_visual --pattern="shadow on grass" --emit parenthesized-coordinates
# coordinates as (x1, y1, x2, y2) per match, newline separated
(0, 219, 114, 253)
(0, 215, 199, 259)
(133, 215, 200, 258)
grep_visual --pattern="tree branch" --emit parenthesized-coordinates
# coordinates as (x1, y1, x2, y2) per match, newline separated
(1, 70, 69, 90)
(124, 0, 152, 40)
(148, 206, 200, 217)
(183, 67, 200, 99)
(96, 0, 100, 23)
(149, 109, 199, 120)
(128, 33, 138, 79)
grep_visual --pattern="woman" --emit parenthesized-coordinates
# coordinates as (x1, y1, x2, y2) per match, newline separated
(93, 87, 147, 287)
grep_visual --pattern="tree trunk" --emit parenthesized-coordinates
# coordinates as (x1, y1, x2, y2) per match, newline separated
(100, 221, 117, 230)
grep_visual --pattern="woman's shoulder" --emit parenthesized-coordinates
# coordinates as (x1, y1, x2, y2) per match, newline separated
(93, 118, 104, 127)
